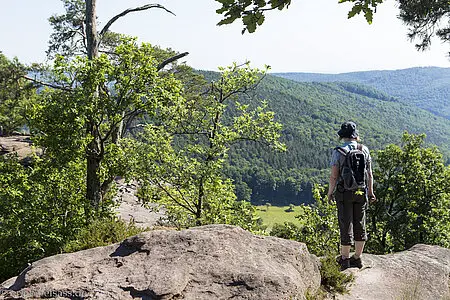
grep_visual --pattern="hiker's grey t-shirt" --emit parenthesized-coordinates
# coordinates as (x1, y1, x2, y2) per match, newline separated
(330, 141, 371, 167)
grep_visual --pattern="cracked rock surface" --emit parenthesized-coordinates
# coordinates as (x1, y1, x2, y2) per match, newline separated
(1, 225, 320, 300)
(337, 244, 450, 300)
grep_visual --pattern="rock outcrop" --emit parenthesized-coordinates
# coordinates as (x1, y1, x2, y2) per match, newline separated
(114, 179, 165, 228)
(3, 224, 449, 300)
(1, 225, 320, 300)
(339, 244, 450, 300)
(0, 136, 38, 159)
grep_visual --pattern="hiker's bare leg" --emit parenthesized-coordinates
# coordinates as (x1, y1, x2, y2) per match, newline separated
(354, 241, 365, 258)
(341, 245, 351, 258)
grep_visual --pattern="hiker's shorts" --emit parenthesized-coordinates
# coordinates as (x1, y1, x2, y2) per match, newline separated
(335, 190, 368, 245)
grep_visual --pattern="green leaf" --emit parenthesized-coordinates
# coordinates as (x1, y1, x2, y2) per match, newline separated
(348, 4, 363, 19)
(256, 12, 265, 26)
(217, 16, 237, 25)
(364, 8, 373, 24)
(256, 0, 267, 8)
(216, 0, 235, 4)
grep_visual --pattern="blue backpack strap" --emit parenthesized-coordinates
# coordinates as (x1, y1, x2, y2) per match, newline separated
(335, 146, 348, 156)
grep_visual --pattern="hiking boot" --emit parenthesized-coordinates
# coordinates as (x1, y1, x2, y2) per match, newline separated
(349, 255, 363, 269)
(336, 256, 350, 271)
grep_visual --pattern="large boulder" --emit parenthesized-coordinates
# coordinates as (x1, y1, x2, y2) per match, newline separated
(1, 225, 320, 300)
(338, 244, 450, 300)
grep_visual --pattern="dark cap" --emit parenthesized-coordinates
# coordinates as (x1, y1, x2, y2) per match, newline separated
(338, 121, 359, 139)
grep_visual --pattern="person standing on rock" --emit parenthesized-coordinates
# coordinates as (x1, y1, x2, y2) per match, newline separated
(327, 121, 376, 270)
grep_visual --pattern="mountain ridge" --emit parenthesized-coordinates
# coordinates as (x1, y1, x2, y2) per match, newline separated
(272, 66, 450, 119)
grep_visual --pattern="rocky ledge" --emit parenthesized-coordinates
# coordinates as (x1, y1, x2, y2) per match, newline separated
(2, 225, 450, 300)
(1, 225, 320, 300)
(339, 244, 450, 300)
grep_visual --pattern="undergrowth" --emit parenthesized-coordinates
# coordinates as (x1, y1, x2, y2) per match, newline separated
(306, 254, 354, 299)
(63, 218, 148, 253)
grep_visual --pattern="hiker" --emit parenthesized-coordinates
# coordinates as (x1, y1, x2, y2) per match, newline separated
(327, 121, 376, 270)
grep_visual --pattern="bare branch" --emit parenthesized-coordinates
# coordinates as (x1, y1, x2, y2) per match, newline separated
(156, 181, 196, 215)
(23, 76, 73, 92)
(99, 4, 175, 38)
(124, 110, 144, 135)
(99, 50, 118, 56)
(157, 52, 189, 71)
(170, 131, 209, 136)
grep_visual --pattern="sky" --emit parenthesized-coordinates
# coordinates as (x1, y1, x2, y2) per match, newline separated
(0, 0, 449, 73)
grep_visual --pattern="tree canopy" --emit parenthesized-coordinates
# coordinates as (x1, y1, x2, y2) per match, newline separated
(0, 53, 34, 135)
(215, 0, 450, 52)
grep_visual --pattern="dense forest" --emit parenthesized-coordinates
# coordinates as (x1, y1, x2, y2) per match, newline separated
(273, 67, 450, 119)
(206, 72, 450, 205)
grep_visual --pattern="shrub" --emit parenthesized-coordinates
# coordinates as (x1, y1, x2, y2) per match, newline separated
(270, 184, 339, 256)
(319, 255, 353, 294)
(0, 156, 92, 282)
(304, 255, 354, 299)
(63, 218, 148, 253)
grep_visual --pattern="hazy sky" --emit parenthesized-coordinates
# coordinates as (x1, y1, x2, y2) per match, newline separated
(1, 0, 449, 73)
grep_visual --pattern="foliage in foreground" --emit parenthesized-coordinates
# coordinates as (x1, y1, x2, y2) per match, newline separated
(304, 255, 353, 299)
(0, 155, 96, 282)
(367, 132, 450, 254)
(0, 43, 283, 281)
(63, 218, 147, 253)
(29, 39, 184, 207)
(131, 63, 284, 231)
(319, 255, 354, 294)
(270, 184, 339, 256)
(215, 0, 450, 58)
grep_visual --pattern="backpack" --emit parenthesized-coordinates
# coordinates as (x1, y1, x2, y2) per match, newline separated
(335, 144, 367, 191)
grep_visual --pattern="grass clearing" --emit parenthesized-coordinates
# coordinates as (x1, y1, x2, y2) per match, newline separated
(255, 205, 302, 231)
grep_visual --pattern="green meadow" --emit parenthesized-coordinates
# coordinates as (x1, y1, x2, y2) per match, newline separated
(255, 205, 303, 231)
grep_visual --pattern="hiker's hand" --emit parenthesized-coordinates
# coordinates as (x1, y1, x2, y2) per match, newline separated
(327, 193, 335, 204)
(368, 193, 377, 203)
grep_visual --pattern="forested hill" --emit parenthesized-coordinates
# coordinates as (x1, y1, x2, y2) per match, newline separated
(212, 73, 450, 205)
(272, 67, 450, 119)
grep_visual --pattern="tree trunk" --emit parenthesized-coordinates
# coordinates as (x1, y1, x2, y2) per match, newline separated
(86, 120, 102, 208)
(86, 0, 99, 59)
(196, 179, 204, 226)
(85, 0, 102, 207)
(86, 151, 102, 209)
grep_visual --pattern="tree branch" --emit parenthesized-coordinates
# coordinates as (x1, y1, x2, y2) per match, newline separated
(23, 76, 73, 92)
(245, 2, 284, 14)
(156, 181, 196, 215)
(157, 52, 189, 71)
(99, 4, 175, 37)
